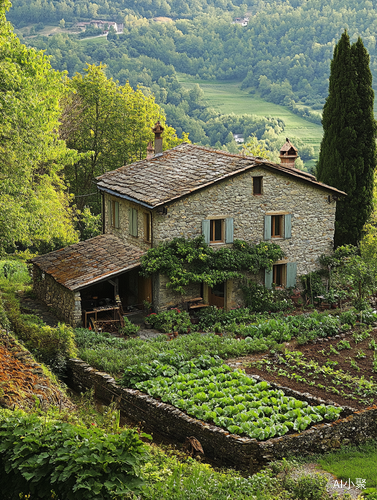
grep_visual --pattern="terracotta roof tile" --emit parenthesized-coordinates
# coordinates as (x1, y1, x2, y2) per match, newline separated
(95, 143, 346, 207)
(30, 235, 145, 291)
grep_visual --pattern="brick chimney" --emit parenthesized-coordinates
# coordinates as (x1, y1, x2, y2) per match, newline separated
(146, 141, 154, 160)
(279, 138, 298, 168)
(152, 121, 164, 155)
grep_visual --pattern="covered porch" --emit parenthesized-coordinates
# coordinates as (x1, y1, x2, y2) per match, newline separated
(30, 234, 150, 329)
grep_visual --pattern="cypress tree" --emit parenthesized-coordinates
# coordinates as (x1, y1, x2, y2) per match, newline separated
(317, 31, 376, 248)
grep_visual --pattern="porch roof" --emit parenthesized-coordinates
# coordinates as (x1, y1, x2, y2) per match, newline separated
(30, 234, 145, 291)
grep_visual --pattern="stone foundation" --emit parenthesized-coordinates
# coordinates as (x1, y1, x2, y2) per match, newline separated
(67, 359, 377, 471)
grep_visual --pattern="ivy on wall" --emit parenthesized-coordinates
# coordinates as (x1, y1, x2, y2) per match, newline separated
(140, 237, 284, 293)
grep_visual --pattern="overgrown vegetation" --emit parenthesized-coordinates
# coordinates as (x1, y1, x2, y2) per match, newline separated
(0, 409, 148, 499)
(0, 260, 77, 374)
(140, 236, 284, 293)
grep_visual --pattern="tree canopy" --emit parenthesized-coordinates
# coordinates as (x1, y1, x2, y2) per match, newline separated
(61, 64, 186, 213)
(0, 0, 79, 253)
(317, 32, 376, 248)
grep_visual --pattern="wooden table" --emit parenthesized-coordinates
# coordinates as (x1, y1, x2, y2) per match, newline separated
(84, 306, 120, 329)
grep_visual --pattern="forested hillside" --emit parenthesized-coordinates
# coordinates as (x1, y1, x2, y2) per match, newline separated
(10, 0, 377, 161)
(8, 0, 247, 24)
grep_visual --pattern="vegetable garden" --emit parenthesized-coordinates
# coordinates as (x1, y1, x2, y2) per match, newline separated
(120, 355, 342, 440)
(72, 304, 377, 442)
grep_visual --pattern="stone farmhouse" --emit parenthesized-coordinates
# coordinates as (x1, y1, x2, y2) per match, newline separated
(30, 125, 345, 327)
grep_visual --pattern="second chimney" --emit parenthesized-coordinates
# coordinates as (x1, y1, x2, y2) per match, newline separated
(279, 138, 298, 168)
(152, 121, 164, 155)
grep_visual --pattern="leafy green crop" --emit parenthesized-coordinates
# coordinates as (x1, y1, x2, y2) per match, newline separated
(122, 358, 342, 441)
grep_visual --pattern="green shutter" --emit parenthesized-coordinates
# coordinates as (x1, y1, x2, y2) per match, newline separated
(108, 199, 112, 227)
(265, 268, 273, 289)
(114, 202, 119, 228)
(286, 262, 297, 288)
(202, 220, 210, 244)
(128, 208, 133, 234)
(225, 217, 234, 243)
(264, 215, 271, 240)
(284, 214, 292, 239)
(132, 208, 138, 236)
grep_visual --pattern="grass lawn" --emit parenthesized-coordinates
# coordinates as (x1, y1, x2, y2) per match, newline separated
(317, 441, 377, 489)
(178, 73, 323, 156)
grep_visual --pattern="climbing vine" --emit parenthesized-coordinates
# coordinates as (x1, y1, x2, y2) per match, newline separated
(140, 237, 284, 293)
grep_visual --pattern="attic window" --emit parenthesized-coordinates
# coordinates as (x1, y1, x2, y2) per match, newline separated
(253, 177, 263, 195)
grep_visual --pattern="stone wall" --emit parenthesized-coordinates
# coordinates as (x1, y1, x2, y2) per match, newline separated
(104, 167, 336, 310)
(32, 266, 82, 326)
(67, 358, 377, 472)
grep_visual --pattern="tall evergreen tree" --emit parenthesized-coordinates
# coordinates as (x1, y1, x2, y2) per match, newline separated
(317, 31, 376, 248)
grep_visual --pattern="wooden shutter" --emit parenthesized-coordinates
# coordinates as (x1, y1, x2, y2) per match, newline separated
(108, 199, 112, 227)
(284, 214, 292, 239)
(265, 268, 273, 289)
(264, 215, 271, 240)
(114, 202, 119, 228)
(286, 262, 297, 288)
(128, 208, 133, 234)
(132, 208, 138, 236)
(225, 217, 234, 243)
(202, 220, 210, 244)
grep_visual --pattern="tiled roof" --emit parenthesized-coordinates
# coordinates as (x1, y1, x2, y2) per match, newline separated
(30, 235, 145, 291)
(95, 143, 346, 208)
(280, 138, 298, 153)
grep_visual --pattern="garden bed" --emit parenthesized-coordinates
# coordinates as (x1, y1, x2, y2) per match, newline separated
(228, 325, 377, 410)
(67, 357, 377, 472)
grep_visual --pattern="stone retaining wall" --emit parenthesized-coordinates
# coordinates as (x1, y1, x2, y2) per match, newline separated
(67, 358, 377, 471)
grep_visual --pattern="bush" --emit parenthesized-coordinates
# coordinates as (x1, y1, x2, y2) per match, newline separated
(285, 473, 329, 500)
(119, 317, 140, 336)
(146, 309, 192, 334)
(0, 409, 147, 499)
(6, 305, 77, 374)
(241, 281, 292, 312)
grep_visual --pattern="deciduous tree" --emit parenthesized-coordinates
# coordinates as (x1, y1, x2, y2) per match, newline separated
(0, 0, 79, 253)
(61, 64, 186, 213)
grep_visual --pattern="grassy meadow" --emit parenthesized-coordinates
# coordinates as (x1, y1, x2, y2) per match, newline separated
(178, 74, 323, 162)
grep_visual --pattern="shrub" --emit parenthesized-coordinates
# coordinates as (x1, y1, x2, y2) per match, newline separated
(146, 309, 192, 334)
(285, 473, 329, 500)
(241, 281, 292, 312)
(0, 410, 147, 500)
(6, 304, 77, 374)
(119, 317, 140, 336)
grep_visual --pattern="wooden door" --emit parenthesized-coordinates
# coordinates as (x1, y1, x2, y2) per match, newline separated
(208, 282, 225, 308)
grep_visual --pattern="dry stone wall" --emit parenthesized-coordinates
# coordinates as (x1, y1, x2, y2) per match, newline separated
(67, 359, 376, 472)
(31, 266, 82, 326)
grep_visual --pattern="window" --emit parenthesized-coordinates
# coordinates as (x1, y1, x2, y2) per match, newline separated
(144, 212, 151, 242)
(210, 219, 223, 243)
(271, 215, 283, 238)
(265, 262, 297, 289)
(264, 214, 292, 240)
(129, 208, 138, 237)
(108, 200, 120, 228)
(273, 264, 285, 286)
(202, 218, 234, 244)
(253, 176, 263, 195)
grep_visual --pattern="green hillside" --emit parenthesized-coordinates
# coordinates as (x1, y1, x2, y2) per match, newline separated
(178, 75, 323, 154)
